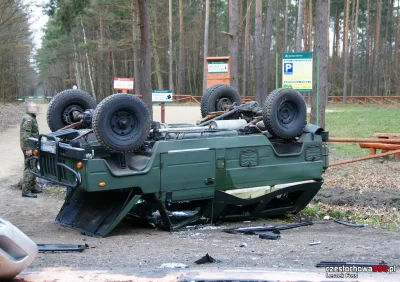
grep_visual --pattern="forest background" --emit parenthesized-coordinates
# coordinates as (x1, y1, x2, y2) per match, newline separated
(0, 0, 398, 126)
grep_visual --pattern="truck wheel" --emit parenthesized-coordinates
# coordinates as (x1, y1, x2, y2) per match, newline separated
(201, 84, 241, 118)
(262, 88, 307, 139)
(92, 94, 151, 152)
(47, 89, 97, 131)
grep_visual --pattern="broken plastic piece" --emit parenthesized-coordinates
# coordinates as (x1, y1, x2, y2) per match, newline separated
(222, 221, 312, 234)
(195, 253, 218, 264)
(309, 241, 321, 246)
(37, 243, 88, 252)
(334, 219, 364, 227)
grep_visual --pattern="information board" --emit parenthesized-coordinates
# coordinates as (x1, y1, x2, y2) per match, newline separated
(113, 78, 134, 90)
(282, 52, 313, 92)
(152, 90, 173, 103)
(208, 61, 228, 73)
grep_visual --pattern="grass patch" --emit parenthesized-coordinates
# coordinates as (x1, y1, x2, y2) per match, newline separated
(42, 185, 67, 200)
(323, 105, 400, 157)
(300, 203, 400, 231)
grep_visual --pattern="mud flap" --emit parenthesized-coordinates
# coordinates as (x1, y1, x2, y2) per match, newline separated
(208, 181, 323, 222)
(55, 189, 141, 237)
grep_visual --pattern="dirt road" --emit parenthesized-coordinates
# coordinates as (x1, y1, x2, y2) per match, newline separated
(1, 104, 399, 281)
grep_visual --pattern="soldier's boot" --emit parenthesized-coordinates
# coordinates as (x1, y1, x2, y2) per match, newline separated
(31, 187, 43, 193)
(22, 192, 37, 198)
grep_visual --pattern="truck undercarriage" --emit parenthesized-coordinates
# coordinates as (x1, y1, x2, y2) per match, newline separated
(27, 86, 329, 237)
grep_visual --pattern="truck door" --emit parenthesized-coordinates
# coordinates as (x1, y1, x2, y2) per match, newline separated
(160, 149, 216, 194)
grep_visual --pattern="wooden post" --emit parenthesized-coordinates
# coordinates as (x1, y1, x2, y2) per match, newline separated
(161, 102, 165, 123)
(369, 148, 376, 155)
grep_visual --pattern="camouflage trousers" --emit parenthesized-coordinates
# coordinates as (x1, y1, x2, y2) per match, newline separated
(22, 153, 36, 194)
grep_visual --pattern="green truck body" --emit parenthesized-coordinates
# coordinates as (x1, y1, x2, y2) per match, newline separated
(28, 125, 328, 237)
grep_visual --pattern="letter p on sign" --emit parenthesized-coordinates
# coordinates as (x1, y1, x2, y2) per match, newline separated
(284, 63, 293, 75)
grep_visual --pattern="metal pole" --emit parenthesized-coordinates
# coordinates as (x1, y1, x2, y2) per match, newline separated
(276, 53, 279, 89)
(316, 52, 320, 127)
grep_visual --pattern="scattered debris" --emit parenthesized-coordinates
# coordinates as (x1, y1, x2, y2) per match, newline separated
(309, 241, 321, 246)
(223, 221, 312, 234)
(258, 230, 281, 240)
(195, 253, 219, 264)
(315, 261, 388, 268)
(323, 215, 331, 220)
(37, 243, 88, 253)
(159, 263, 189, 269)
(334, 219, 364, 227)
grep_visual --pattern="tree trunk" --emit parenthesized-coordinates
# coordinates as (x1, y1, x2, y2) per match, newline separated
(394, 0, 400, 96)
(342, 0, 350, 103)
(311, 0, 329, 128)
(284, 0, 289, 51)
(296, 0, 304, 51)
(308, 0, 312, 52)
(303, 1, 308, 51)
(138, 0, 153, 119)
(372, 0, 382, 96)
(350, 0, 359, 97)
(203, 0, 210, 94)
(229, 0, 239, 90)
(334, 7, 339, 58)
(242, 0, 252, 96)
(131, 0, 141, 95)
(80, 19, 96, 100)
(262, 0, 274, 98)
(255, 0, 263, 104)
(237, 0, 244, 94)
(212, 0, 217, 55)
(151, 23, 163, 90)
(276, 1, 280, 52)
(366, 0, 371, 95)
(168, 0, 173, 90)
(178, 0, 185, 94)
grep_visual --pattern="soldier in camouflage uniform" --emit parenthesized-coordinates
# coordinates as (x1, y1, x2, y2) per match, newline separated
(20, 102, 42, 198)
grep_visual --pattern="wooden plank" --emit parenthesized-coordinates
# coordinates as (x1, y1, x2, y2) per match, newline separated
(359, 143, 400, 150)
(370, 133, 400, 138)
(330, 149, 400, 167)
(329, 137, 400, 144)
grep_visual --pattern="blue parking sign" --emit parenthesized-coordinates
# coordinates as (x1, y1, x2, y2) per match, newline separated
(284, 63, 293, 75)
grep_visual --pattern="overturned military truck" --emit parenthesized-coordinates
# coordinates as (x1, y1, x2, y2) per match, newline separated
(27, 85, 329, 237)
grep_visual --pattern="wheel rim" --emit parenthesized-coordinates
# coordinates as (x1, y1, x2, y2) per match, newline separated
(63, 105, 85, 124)
(278, 101, 297, 126)
(216, 97, 232, 111)
(110, 109, 138, 137)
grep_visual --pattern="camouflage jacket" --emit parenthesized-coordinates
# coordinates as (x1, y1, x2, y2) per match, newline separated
(20, 113, 39, 151)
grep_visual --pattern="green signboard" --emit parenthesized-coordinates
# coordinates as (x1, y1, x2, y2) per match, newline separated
(152, 90, 173, 103)
(282, 52, 313, 92)
(208, 61, 228, 73)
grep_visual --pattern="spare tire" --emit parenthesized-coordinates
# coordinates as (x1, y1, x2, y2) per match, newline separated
(262, 88, 307, 139)
(201, 84, 241, 118)
(47, 89, 97, 131)
(92, 94, 151, 152)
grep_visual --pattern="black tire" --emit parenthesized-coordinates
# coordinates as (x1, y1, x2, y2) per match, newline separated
(262, 88, 307, 139)
(201, 84, 241, 118)
(92, 94, 151, 152)
(47, 89, 97, 131)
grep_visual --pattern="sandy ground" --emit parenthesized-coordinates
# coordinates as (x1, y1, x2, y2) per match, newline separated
(1, 104, 400, 281)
